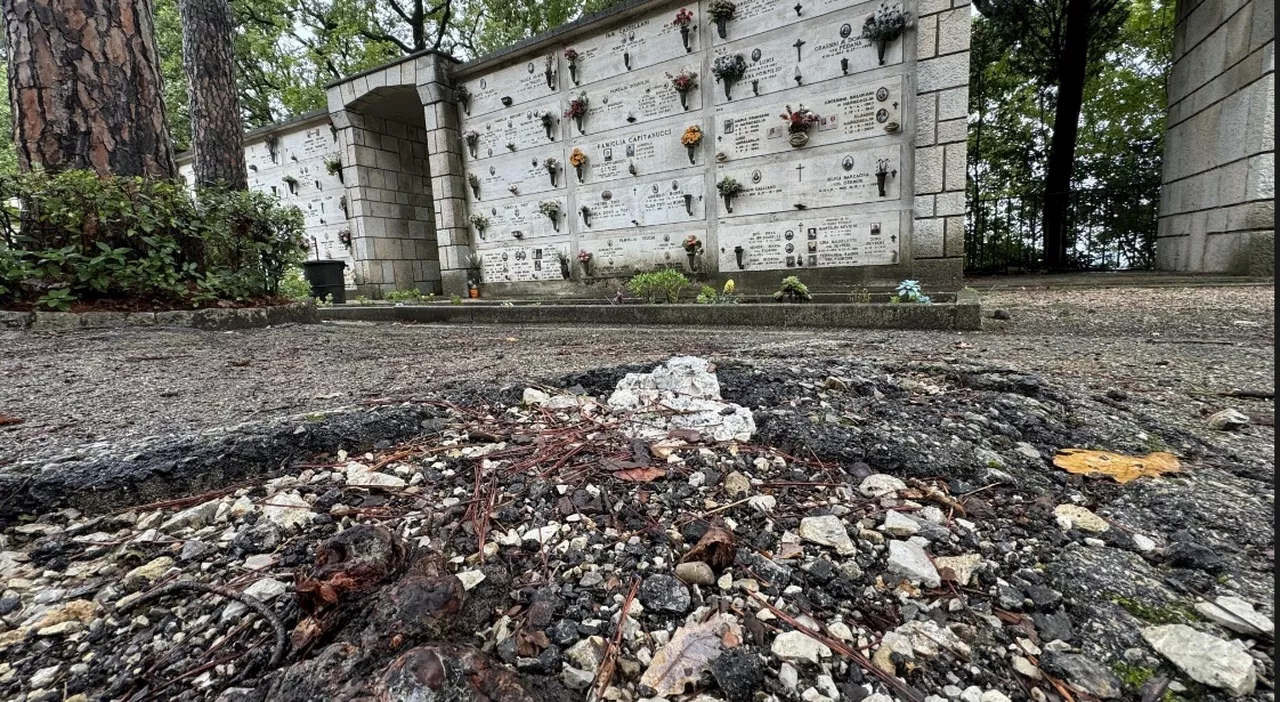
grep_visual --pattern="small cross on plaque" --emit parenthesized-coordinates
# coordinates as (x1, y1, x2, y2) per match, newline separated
(795, 162, 805, 182)
(793, 38, 806, 61)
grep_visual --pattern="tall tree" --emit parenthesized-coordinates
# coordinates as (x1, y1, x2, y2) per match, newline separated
(4, 0, 177, 177)
(180, 0, 248, 188)
(973, 0, 1128, 268)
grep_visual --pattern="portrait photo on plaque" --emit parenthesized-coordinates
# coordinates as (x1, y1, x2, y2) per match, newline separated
(870, 222, 881, 235)
(807, 227, 818, 240)
(807, 241, 817, 253)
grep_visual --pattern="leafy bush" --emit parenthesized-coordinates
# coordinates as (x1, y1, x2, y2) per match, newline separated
(696, 279, 740, 304)
(627, 268, 689, 303)
(279, 267, 313, 300)
(773, 275, 811, 302)
(0, 169, 306, 309)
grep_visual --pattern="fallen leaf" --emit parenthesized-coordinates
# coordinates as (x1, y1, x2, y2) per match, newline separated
(505, 337, 520, 342)
(0, 413, 23, 426)
(615, 467, 667, 482)
(639, 617, 726, 697)
(682, 524, 736, 571)
(1052, 449, 1181, 484)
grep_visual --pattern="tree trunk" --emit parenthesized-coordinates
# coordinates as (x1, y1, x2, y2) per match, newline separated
(179, 0, 246, 189)
(4, 0, 176, 177)
(1041, 0, 1091, 270)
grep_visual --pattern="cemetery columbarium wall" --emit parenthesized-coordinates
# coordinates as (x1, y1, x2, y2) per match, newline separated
(440, 0, 970, 295)
(1156, 0, 1274, 275)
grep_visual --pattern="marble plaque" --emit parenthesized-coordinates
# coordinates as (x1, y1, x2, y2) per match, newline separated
(575, 174, 708, 232)
(580, 230, 698, 275)
(570, 118, 705, 184)
(480, 243, 572, 283)
(576, 60, 705, 135)
(459, 53, 561, 118)
(714, 76, 903, 158)
(716, 212, 901, 271)
(709, 14, 902, 104)
(709, 0, 877, 45)
(463, 101, 564, 161)
(466, 146, 567, 203)
(561, 4, 702, 87)
(714, 143, 901, 217)
(471, 195, 568, 243)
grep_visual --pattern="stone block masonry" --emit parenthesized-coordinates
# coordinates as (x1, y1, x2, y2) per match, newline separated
(1156, 0, 1275, 274)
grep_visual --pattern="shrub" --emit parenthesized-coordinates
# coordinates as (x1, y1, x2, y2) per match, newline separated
(279, 267, 313, 300)
(695, 279, 740, 304)
(773, 275, 811, 302)
(0, 169, 306, 309)
(894, 279, 931, 303)
(627, 268, 689, 303)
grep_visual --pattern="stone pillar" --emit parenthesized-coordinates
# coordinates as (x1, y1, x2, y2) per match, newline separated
(417, 58, 473, 298)
(1156, 0, 1274, 274)
(912, 0, 971, 284)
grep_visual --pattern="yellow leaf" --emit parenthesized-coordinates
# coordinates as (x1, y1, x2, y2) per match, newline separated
(1052, 449, 1181, 484)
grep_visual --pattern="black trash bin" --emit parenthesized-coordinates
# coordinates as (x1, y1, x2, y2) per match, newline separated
(302, 259, 347, 304)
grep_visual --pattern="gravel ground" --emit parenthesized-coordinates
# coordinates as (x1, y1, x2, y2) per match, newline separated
(0, 285, 1273, 465)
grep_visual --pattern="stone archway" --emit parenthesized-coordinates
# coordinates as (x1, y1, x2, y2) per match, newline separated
(326, 59, 444, 297)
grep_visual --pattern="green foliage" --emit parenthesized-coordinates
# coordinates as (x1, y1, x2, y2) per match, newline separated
(894, 279, 932, 303)
(354, 294, 371, 305)
(0, 170, 306, 309)
(450, 293, 463, 305)
(386, 288, 434, 302)
(279, 266, 314, 299)
(773, 276, 811, 302)
(695, 280, 739, 304)
(848, 286, 872, 303)
(626, 269, 689, 303)
(968, 0, 1169, 269)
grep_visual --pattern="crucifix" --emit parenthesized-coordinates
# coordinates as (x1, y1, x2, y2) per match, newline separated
(793, 38, 806, 61)
(795, 162, 805, 182)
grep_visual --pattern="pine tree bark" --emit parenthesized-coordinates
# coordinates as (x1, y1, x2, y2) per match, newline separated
(1040, 0, 1092, 270)
(4, 0, 177, 177)
(178, 0, 246, 189)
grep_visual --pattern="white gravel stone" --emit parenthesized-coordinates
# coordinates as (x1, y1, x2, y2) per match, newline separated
(798, 515, 856, 555)
(1195, 596, 1274, 637)
(344, 464, 407, 489)
(522, 388, 550, 406)
(887, 540, 940, 588)
(859, 474, 907, 498)
(607, 356, 755, 442)
(1131, 534, 1156, 552)
(980, 691, 1012, 702)
(1052, 504, 1110, 533)
(771, 630, 832, 663)
(881, 510, 921, 537)
(457, 570, 487, 591)
(1143, 624, 1256, 695)
(261, 491, 313, 531)
(29, 664, 60, 689)
(934, 553, 983, 586)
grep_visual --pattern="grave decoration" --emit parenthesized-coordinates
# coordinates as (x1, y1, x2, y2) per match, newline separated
(464, 129, 480, 158)
(454, 84, 472, 115)
(570, 148, 589, 182)
(780, 105, 820, 147)
(564, 93, 589, 135)
(862, 2, 910, 65)
(539, 200, 562, 231)
(716, 176, 743, 213)
(707, 0, 736, 39)
(668, 70, 699, 110)
(712, 54, 747, 100)
(673, 8, 696, 52)
(565, 48, 581, 85)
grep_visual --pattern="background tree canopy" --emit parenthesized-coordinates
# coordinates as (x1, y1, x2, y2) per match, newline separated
(967, 0, 1173, 270)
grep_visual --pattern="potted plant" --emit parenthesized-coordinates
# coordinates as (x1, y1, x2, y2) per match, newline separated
(464, 129, 481, 158)
(468, 172, 481, 198)
(469, 213, 490, 239)
(861, 2, 910, 65)
(324, 156, 343, 183)
(780, 104, 820, 147)
(454, 84, 472, 115)
(466, 254, 483, 298)
(673, 8, 696, 52)
(565, 48, 581, 84)
(544, 157, 561, 187)
(667, 69, 698, 110)
(539, 200, 562, 231)
(682, 234, 704, 272)
(716, 176, 743, 213)
(557, 250, 573, 279)
(681, 125, 703, 164)
(564, 93, 589, 135)
(577, 249, 594, 277)
(707, 0, 736, 39)
(712, 54, 747, 100)
(580, 204, 592, 227)
(540, 112, 556, 141)
(569, 148, 588, 182)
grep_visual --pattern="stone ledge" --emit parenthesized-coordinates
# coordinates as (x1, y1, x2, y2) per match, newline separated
(2, 301, 319, 331)
(319, 295, 983, 331)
